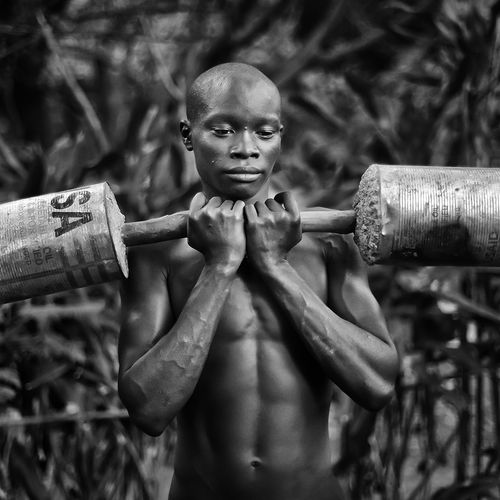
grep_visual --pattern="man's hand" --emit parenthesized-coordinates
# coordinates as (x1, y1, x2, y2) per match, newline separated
(188, 193, 246, 271)
(244, 192, 302, 267)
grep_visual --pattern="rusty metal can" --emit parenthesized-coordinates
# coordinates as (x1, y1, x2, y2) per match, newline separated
(355, 165, 500, 266)
(0, 183, 127, 303)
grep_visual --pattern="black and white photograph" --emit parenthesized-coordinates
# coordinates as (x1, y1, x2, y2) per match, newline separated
(1, 1, 500, 498)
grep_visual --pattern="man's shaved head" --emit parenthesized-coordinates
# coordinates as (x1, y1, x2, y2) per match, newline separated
(186, 63, 280, 124)
(180, 62, 283, 202)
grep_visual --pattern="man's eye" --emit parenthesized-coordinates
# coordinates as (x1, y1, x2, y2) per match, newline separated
(257, 130, 275, 139)
(213, 128, 233, 136)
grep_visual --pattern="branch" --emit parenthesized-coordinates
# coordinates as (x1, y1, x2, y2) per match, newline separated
(288, 93, 344, 131)
(59, 30, 214, 45)
(0, 34, 42, 61)
(37, 11, 110, 154)
(275, 0, 348, 87)
(140, 17, 184, 102)
(18, 300, 106, 320)
(314, 29, 385, 67)
(426, 287, 500, 325)
(406, 426, 459, 500)
(0, 409, 128, 428)
(67, 1, 193, 24)
(343, 71, 403, 164)
(231, 0, 290, 46)
(0, 133, 23, 176)
(194, 1, 275, 70)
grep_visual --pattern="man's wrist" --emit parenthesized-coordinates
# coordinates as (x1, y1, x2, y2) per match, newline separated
(251, 254, 289, 274)
(204, 259, 240, 277)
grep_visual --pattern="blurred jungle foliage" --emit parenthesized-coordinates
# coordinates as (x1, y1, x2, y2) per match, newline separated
(1, 0, 500, 498)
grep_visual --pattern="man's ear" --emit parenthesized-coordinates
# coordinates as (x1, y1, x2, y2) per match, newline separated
(180, 120, 193, 151)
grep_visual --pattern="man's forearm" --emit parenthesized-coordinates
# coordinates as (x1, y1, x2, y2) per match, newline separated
(119, 264, 236, 434)
(257, 259, 398, 410)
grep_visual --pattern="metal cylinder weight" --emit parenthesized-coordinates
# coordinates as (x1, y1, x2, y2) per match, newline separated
(355, 165, 500, 266)
(0, 183, 127, 303)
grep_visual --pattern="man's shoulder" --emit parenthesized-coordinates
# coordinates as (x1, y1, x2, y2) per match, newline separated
(299, 232, 357, 259)
(127, 238, 194, 270)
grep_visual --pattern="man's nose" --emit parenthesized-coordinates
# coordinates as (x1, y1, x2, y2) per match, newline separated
(230, 131, 259, 159)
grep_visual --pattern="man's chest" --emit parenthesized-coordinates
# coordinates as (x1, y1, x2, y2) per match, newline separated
(165, 239, 328, 341)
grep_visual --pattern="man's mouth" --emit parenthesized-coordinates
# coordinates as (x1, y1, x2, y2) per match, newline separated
(224, 167, 262, 183)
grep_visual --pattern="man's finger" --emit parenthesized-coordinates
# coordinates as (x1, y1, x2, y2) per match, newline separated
(244, 203, 258, 222)
(254, 201, 269, 217)
(220, 200, 234, 211)
(233, 200, 245, 215)
(265, 199, 283, 212)
(274, 192, 299, 218)
(206, 196, 223, 208)
(189, 192, 207, 213)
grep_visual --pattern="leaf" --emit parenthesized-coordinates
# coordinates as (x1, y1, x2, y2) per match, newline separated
(438, 387, 468, 412)
(0, 367, 21, 389)
(25, 363, 70, 391)
(0, 367, 21, 404)
(432, 475, 500, 499)
(440, 345, 482, 371)
(0, 387, 16, 404)
(9, 440, 51, 500)
(39, 333, 86, 365)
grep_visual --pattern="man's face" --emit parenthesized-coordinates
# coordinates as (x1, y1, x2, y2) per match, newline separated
(182, 79, 283, 202)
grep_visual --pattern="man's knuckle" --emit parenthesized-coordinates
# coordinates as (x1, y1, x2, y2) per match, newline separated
(189, 212, 200, 223)
(205, 207, 217, 218)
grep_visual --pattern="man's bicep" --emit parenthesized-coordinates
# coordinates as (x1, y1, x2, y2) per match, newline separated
(326, 236, 390, 339)
(118, 247, 174, 373)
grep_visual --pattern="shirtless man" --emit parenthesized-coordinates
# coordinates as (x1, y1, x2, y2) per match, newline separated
(118, 62, 399, 500)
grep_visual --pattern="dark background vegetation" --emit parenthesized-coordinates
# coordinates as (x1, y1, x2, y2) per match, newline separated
(1, 0, 500, 498)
